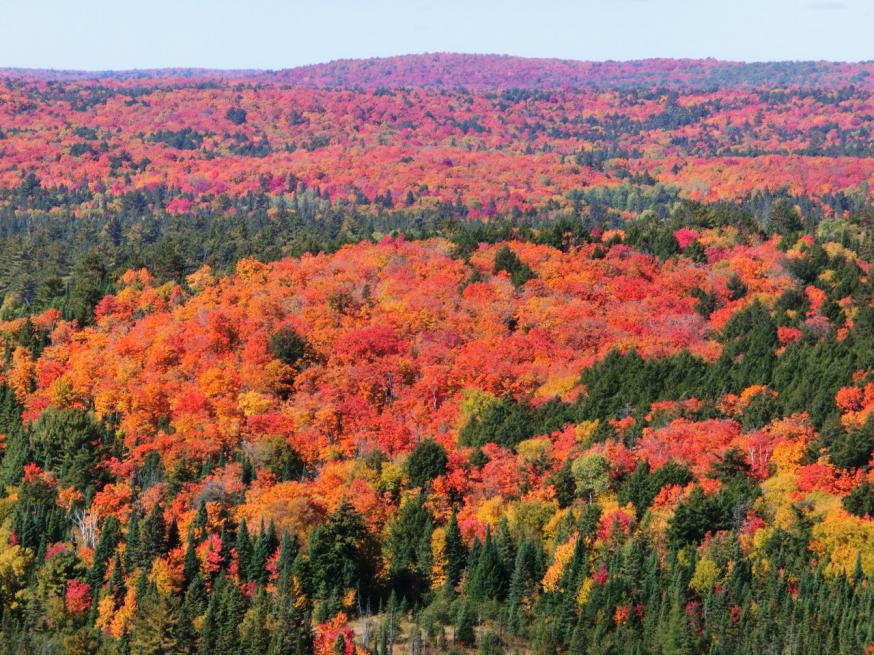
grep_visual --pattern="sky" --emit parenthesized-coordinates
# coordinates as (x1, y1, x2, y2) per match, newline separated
(1, 0, 872, 70)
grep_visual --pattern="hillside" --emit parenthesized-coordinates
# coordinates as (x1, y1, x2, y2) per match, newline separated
(1, 221, 873, 653)
(6, 53, 874, 89)
(265, 54, 874, 90)
(0, 53, 873, 655)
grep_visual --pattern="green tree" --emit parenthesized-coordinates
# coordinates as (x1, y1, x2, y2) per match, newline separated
(386, 495, 433, 600)
(130, 584, 186, 655)
(572, 454, 611, 503)
(406, 438, 448, 488)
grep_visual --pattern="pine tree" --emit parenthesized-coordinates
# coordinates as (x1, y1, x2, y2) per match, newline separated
(140, 503, 166, 566)
(268, 550, 314, 655)
(454, 601, 476, 646)
(239, 587, 272, 655)
(235, 518, 253, 582)
(386, 495, 433, 600)
(443, 511, 467, 589)
(91, 515, 121, 586)
(507, 538, 535, 635)
(109, 553, 126, 603)
(468, 527, 506, 601)
(189, 502, 208, 543)
(130, 583, 185, 655)
(126, 511, 142, 571)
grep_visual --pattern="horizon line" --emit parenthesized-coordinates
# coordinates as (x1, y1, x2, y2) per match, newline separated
(3, 52, 874, 75)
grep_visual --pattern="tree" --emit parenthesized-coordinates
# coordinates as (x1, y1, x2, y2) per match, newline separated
(27, 407, 108, 492)
(386, 495, 433, 600)
(140, 503, 167, 566)
(769, 199, 802, 235)
(467, 527, 506, 601)
(493, 245, 535, 288)
(235, 518, 254, 582)
(67, 248, 109, 325)
(443, 511, 467, 590)
(130, 584, 186, 655)
(268, 327, 310, 368)
(269, 542, 314, 655)
(307, 501, 379, 605)
(843, 480, 874, 518)
(91, 515, 121, 586)
(829, 415, 874, 470)
(225, 107, 248, 125)
(406, 438, 448, 488)
(454, 601, 476, 646)
(572, 454, 610, 503)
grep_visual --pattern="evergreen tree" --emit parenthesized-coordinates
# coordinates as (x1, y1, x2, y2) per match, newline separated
(130, 584, 185, 655)
(235, 518, 253, 582)
(386, 495, 433, 600)
(444, 510, 467, 589)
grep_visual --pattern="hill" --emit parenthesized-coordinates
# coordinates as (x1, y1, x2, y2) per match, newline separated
(0, 53, 873, 654)
(6, 53, 874, 89)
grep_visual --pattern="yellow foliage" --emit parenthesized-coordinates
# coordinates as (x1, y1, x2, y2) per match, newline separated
(8, 346, 34, 402)
(377, 461, 404, 496)
(148, 557, 180, 596)
(773, 505, 798, 532)
(235, 258, 269, 283)
(811, 510, 874, 577)
(457, 388, 497, 429)
(430, 527, 447, 590)
(542, 533, 578, 593)
(575, 420, 600, 445)
(475, 496, 505, 526)
(237, 390, 273, 417)
(577, 577, 593, 606)
(689, 557, 720, 594)
(95, 594, 116, 634)
(804, 490, 844, 516)
(535, 374, 578, 401)
(771, 440, 807, 475)
(506, 498, 559, 541)
(516, 437, 551, 464)
(0, 522, 31, 609)
(50, 377, 78, 408)
(109, 584, 137, 638)
(759, 473, 797, 511)
(541, 507, 573, 545)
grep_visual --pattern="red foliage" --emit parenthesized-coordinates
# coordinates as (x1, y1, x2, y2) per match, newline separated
(65, 579, 92, 615)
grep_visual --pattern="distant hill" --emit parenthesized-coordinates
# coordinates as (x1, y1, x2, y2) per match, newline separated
(263, 53, 874, 90)
(4, 53, 874, 89)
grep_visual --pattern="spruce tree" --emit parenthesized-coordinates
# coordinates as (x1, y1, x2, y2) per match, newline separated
(443, 511, 467, 589)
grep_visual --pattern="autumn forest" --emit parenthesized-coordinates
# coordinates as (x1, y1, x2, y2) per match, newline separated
(0, 54, 872, 654)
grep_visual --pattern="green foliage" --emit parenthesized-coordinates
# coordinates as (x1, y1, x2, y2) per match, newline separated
(843, 480, 874, 518)
(454, 601, 476, 646)
(130, 584, 186, 655)
(406, 438, 448, 488)
(618, 460, 694, 518)
(268, 327, 309, 368)
(827, 415, 874, 469)
(306, 501, 379, 605)
(225, 107, 247, 125)
(493, 245, 535, 288)
(386, 496, 433, 600)
(11, 474, 66, 552)
(444, 511, 467, 589)
(571, 454, 611, 502)
(27, 407, 110, 493)
(459, 395, 574, 449)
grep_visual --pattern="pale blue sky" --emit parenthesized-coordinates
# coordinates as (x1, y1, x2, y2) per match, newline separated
(1, 0, 872, 70)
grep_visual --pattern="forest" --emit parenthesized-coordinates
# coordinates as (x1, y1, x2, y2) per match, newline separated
(0, 55, 872, 654)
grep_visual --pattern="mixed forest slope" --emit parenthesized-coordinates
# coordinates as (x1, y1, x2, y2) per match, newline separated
(0, 54, 872, 654)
